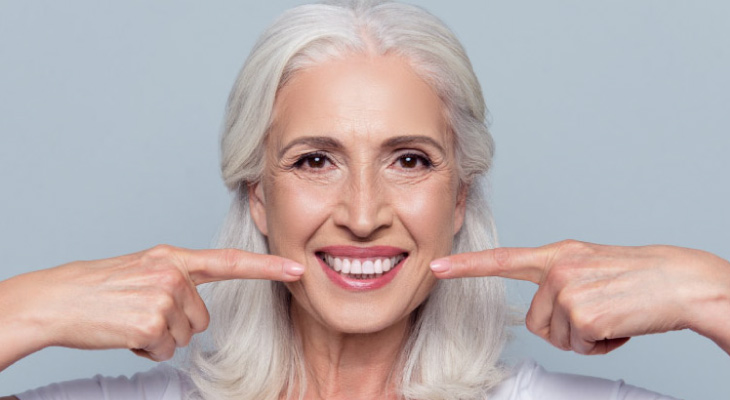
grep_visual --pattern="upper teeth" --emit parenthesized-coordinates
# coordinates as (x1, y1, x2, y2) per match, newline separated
(320, 254, 405, 277)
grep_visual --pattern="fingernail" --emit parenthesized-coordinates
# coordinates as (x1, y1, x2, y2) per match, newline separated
(429, 259, 451, 273)
(284, 261, 305, 276)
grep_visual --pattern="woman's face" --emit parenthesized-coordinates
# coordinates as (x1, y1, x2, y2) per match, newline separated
(250, 54, 466, 334)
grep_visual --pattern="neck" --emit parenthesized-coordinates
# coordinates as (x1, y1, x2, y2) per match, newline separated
(289, 303, 412, 400)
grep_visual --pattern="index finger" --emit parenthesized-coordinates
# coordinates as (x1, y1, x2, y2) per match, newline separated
(182, 248, 305, 285)
(429, 247, 549, 283)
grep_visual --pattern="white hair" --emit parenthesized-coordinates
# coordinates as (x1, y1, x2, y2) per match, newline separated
(184, 1, 508, 399)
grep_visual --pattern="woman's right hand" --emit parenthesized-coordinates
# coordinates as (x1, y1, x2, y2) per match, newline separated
(0, 245, 305, 371)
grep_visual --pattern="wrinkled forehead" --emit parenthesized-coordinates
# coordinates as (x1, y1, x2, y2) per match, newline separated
(267, 53, 452, 152)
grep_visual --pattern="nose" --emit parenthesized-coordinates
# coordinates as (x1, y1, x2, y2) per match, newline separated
(332, 166, 393, 239)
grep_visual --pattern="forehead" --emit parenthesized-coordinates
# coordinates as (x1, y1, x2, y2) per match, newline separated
(270, 54, 449, 147)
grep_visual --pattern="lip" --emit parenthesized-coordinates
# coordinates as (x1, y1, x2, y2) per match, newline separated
(315, 246, 408, 291)
(316, 245, 406, 258)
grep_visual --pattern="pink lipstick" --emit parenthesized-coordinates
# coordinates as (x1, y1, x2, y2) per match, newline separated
(315, 246, 408, 291)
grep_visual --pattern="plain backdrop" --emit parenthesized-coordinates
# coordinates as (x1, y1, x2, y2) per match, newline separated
(1, 1, 729, 398)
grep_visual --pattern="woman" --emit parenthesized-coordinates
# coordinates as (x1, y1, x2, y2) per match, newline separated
(2, 1, 729, 399)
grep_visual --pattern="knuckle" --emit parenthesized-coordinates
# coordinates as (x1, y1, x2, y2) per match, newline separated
(151, 293, 176, 313)
(559, 239, 596, 258)
(572, 341, 592, 355)
(524, 317, 537, 335)
(148, 244, 176, 259)
(524, 310, 544, 336)
(555, 288, 577, 310)
(549, 334, 569, 351)
(193, 310, 211, 333)
(219, 248, 241, 275)
(545, 260, 578, 287)
(177, 333, 192, 348)
(457, 254, 476, 275)
(163, 348, 176, 361)
(153, 347, 175, 362)
(126, 337, 145, 351)
(569, 308, 594, 334)
(127, 316, 166, 349)
(138, 314, 168, 339)
(559, 239, 582, 249)
(459, 252, 485, 276)
(156, 268, 186, 290)
(492, 247, 511, 269)
(141, 245, 182, 273)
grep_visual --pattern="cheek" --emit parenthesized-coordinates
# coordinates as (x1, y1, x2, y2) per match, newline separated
(264, 176, 334, 259)
(393, 179, 457, 256)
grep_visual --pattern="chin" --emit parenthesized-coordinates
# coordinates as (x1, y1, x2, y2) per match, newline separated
(284, 249, 438, 336)
(287, 279, 434, 336)
(320, 305, 414, 335)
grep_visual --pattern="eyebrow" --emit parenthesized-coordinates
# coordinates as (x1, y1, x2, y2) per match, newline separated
(277, 136, 343, 158)
(277, 134, 446, 158)
(382, 135, 446, 154)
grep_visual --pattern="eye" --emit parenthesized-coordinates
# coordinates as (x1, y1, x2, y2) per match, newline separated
(396, 153, 432, 169)
(293, 152, 332, 170)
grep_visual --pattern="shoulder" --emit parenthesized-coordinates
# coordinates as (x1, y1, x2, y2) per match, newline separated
(14, 364, 192, 400)
(487, 359, 678, 400)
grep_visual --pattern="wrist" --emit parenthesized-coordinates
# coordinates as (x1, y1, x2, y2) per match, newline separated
(684, 254, 730, 354)
(0, 272, 55, 370)
(692, 295, 730, 355)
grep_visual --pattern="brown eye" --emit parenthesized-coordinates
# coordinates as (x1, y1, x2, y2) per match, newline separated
(400, 155, 417, 168)
(293, 152, 332, 170)
(306, 155, 326, 168)
(397, 154, 431, 169)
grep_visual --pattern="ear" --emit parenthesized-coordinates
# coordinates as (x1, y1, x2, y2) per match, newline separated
(248, 181, 268, 236)
(453, 183, 469, 234)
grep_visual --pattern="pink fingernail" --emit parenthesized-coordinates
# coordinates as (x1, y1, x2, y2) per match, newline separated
(285, 262, 305, 276)
(429, 259, 451, 273)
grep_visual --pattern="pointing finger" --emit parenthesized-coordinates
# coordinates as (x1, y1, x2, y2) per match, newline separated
(429, 247, 549, 283)
(183, 248, 305, 285)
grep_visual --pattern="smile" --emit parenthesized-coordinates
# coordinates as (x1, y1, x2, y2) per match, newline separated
(314, 246, 408, 291)
(317, 253, 406, 279)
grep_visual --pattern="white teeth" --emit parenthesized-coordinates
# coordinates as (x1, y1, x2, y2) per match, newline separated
(320, 253, 405, 279)
(351, 260, 362, 274)
(383, 258, 392, 272)
(334, 257, 342, 272)
(362, 260, 374, 274)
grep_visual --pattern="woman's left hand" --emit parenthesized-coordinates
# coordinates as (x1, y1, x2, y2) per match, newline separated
(430, 240, 730, 355)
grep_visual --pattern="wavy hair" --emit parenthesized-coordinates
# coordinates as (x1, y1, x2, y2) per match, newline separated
(185, 1, 508, 399)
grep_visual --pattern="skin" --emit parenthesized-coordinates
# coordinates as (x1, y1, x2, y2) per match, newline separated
(431, 240, 730, 356)
(0, 246, 305, 374)
(2, 50, 730, 400)
(248, 53, 466, 399)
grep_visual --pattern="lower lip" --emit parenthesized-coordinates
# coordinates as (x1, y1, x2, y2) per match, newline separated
(318, 256, 406, 291)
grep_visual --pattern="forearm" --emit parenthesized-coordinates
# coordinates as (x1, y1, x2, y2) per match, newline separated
(0, 273, 50, 372)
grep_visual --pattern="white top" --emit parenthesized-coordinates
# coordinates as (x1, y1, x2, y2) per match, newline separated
(15, 360, 677, 400)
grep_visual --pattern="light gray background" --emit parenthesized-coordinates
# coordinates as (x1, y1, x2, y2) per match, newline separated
(1, 1, 728, 398)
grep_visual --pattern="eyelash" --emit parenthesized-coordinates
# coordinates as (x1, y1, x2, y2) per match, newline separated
(289, 151, 434, 171)
(291, 152, 333, 170)
(395, 152, 433, 170)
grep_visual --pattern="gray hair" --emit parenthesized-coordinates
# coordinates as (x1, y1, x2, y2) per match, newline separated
(185, 1, 508, 399)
